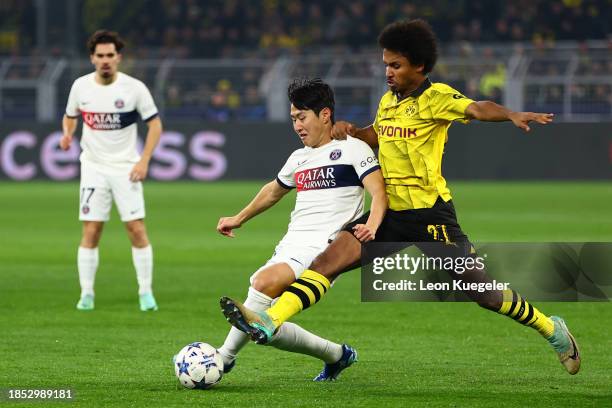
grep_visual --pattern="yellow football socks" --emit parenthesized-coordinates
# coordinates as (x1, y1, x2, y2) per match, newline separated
(266, 269, 331, 327)
(498, 289, 555, 338)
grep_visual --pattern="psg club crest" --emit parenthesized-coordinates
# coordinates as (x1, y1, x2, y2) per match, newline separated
(82, 205, 90, 214)
(329, 149, 342, 161)
(114, 99, 125, 109)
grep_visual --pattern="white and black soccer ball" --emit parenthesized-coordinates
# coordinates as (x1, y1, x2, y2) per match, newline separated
(173, 342, 224, 389)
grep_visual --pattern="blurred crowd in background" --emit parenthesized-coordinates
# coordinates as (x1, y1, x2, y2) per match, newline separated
(0, 0, 610, 122)
(1, 0, 610, 58)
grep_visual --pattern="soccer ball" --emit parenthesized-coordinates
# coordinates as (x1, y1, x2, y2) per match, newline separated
(173, 342, 224, 389)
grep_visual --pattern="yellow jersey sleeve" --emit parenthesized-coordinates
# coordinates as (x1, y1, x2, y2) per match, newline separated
(429, 85, 474, 123)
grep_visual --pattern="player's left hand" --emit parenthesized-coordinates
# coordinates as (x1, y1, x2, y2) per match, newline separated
(509, 112, 554, 132)
(331, 121, 356, 140)
(130, 160, 149, 182)
(353, 224, 376, 243)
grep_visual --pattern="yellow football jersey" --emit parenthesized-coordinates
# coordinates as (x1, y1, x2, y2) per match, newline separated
(373, 78, 474, 210)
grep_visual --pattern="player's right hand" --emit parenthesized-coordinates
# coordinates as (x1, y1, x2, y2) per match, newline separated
(217, 216, 241, 238)
(331, 121, 357, 140)
(59, 134, 72, 151)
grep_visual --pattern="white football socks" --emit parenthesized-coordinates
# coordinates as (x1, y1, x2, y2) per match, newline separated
(218, 287, 272, 365)
(218, 286, 344, 366)
(132, 245, 153, 295)
(77, 246, 99, 296)
(268, 322, 343, 364)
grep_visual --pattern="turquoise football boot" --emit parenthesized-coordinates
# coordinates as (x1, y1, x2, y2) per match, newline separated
(220, 297, 275, 344)
(139, 293, 159, 311)
(76, 294, 94, 311)
(547, 316, 580, 375)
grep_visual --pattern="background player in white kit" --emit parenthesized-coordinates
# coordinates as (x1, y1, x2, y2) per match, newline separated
(59, 30, 162, 311)
(216, 78, 387, 380)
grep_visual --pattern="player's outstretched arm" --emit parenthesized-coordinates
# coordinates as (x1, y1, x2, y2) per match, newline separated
(332, 122, 379, 147)
(130, 117, 162, 181)
(60, 115, 78, 151)
(353, 169, 387, 242)
(465, 101, 554, 132)
(216, 180, 290, 238)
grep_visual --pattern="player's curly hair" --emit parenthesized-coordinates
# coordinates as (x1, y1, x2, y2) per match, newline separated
(288, 78, 335, 123)
(378, 19, 438, 74)
(87, 30, 125, 54)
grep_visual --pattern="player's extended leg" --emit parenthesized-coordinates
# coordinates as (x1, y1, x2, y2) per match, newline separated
(221, 231, 361, 343)
(420, 198, 581, 375)
(429, 242, 580, 375)
(497, 289, 580, 374)
(459, 264, 580, 374)
(218, 263, 294, 368)
(442, 259, 556, 335)
(76, 221, 104, 310)
(219, 263, 353, 380)
(270, 324, 358, 381)
(124, 219, 157, 311)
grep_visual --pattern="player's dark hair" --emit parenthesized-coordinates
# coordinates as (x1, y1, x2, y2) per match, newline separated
(378, 19, 438, 74)
(87, 30, 125, 54)
(288, 78, 335, 123)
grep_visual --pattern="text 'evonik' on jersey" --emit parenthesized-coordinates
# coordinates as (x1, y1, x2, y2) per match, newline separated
(65, 72, 158, 168)
(276, 136, 380, 248)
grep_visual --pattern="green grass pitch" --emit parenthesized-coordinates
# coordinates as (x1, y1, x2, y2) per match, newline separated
(1, 181, 611, 407)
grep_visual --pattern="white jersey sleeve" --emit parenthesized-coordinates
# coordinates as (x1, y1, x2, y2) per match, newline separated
(346, 136, 380, 181)
(276, 151, 299, 189)
(65, 80, 80, 118)
(135, 81, 158, 122)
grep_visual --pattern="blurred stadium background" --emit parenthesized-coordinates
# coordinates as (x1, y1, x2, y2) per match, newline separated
(0, 0, 610, 182)
(1, 0, 611, 123)
(1, 2, 611, 406)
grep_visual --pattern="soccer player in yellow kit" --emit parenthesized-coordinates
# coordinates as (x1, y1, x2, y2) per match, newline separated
(221, 19, 580, 375)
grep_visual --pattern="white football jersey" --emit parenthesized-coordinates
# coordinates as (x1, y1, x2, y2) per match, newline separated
(276, 136, 380, 247)
(65, 72, 158, 167)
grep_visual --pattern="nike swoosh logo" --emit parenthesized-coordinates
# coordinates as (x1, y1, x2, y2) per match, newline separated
(297, 160, 307, 166)
(130, 209, 140, 214)
(289, 257, 303, 266)
(81, 101, 91, 105)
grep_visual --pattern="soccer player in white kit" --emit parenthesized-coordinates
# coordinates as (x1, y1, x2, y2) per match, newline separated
(216, 78, 387, 380)
(60, 30, 162, 311)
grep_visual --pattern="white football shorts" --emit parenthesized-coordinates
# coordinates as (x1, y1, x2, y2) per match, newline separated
(250, 242, 327, 283)
(79, 160, 145, 222)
